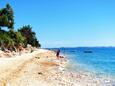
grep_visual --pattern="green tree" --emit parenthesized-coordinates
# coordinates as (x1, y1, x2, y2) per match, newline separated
(15, 32, 26, 46)
(0, 32, 14, 48)
(0, 3, 14, 29)
(18, 25, 41, 47)
(0, 4, 41, 49)
(8, 29, 26, 47)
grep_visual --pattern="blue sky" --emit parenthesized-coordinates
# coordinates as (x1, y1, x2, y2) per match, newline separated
(1, 0, 115, 48)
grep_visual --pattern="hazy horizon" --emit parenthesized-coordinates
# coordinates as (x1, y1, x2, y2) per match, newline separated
(45, 46, 115, 48)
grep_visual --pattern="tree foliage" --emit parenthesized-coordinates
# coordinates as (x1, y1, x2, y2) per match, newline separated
(8, 29, 26, 46)
(0, 30, 14, 47)
(18, 25, 41, 47)
(0, 4, 41, 49)
(0, 3, 14, 29)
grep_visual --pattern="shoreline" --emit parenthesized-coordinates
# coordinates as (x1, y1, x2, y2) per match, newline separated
(65, 55, 115, 86)
(0, 49, 115, 86)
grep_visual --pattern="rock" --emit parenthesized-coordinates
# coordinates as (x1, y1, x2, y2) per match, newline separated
(38, 72, 43, 75)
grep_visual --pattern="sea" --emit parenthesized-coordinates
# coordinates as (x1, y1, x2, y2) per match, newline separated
(50, 47, 115, 79)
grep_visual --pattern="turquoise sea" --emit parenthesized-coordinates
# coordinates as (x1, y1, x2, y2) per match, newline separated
(51, 47, 115, 78)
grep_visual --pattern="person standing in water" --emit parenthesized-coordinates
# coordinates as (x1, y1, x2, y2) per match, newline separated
(56, 49, 60, 59)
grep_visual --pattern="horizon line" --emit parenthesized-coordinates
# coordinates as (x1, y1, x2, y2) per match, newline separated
(42, 46, 115, 48)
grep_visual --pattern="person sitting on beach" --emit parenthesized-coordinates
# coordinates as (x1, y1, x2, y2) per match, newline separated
(56, 49, 60, 59)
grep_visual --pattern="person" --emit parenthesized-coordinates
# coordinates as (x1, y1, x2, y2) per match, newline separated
(56, 49, 60, 59)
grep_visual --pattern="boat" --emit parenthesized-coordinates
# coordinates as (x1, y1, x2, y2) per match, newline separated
(84, 50, 92, 53)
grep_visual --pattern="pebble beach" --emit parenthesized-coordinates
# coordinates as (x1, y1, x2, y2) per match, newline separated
(0, 49, 115, 86)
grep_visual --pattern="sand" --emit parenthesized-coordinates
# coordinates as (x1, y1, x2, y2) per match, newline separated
(0, 49, 77, 86)
(0, 49, 115, 86)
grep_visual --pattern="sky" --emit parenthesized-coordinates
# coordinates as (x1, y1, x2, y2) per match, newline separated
(0, 0, 115, 48)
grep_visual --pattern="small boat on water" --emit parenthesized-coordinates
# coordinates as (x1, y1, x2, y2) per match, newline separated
(84, 50, 93, 53)
(70, 50, 76, 52)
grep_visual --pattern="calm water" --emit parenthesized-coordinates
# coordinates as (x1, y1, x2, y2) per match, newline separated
(51, 47, 115, 77)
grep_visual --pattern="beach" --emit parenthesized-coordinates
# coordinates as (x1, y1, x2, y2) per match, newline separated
(1, 1, 115, 86)
(0, 49, 115, 86)
(0, 49, 76, 86)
